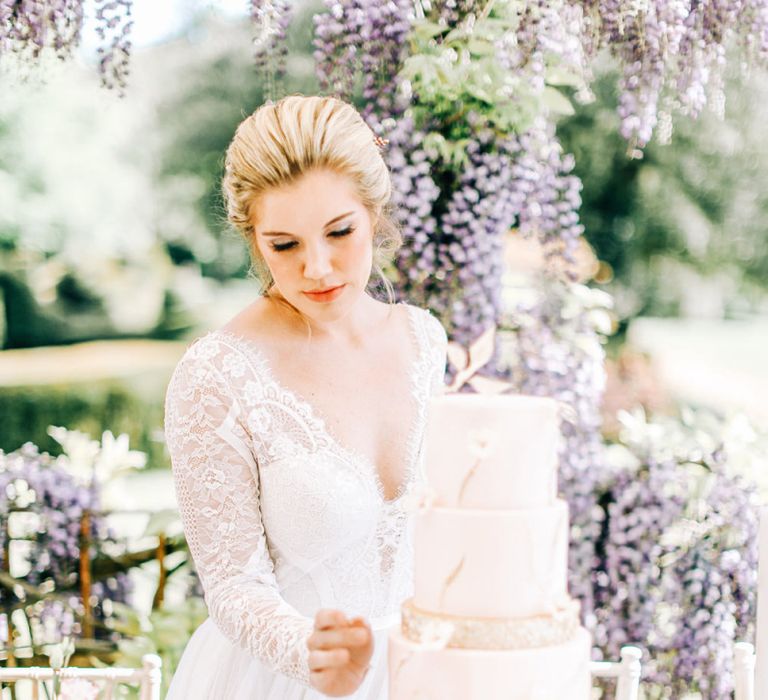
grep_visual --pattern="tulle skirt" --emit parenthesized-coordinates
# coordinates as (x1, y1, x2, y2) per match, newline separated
(165, 616, 394, 699)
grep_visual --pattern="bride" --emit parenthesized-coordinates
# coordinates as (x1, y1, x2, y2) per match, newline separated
(163, 95, 447, 698)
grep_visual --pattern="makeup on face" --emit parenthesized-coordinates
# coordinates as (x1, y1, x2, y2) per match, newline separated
(252, 169, 376, 315)
(302, 284, 347, 303)
(262, 214, 356, 253)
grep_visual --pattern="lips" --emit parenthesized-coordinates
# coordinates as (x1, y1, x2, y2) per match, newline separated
(306, 285, 341, 294)
(302, 284, 346, 302)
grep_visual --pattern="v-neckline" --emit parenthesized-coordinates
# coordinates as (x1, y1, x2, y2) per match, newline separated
(209, 303, 426, 506)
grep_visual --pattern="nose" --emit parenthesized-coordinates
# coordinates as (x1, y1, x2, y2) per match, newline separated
(302, 240, 333, 281)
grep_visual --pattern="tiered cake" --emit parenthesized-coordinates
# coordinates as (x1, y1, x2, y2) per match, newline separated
(389, 394, 592, 700)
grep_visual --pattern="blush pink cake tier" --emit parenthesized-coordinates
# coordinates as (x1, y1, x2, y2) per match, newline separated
(388, 394, 592, 699)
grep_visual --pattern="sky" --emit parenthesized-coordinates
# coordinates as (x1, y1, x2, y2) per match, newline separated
(79, 0, 249, 55)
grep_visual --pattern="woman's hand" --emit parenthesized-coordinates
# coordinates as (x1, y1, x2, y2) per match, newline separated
(307, 609, 374, 697)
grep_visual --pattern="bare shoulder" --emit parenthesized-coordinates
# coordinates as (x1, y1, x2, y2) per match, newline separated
(219, 297, 283, 345)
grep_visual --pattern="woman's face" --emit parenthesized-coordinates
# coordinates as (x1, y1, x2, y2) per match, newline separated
(252, 168, 376, 322)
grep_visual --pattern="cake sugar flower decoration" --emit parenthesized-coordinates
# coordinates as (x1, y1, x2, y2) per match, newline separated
(458, 427, 497, 505)
(445, 324, 514, 394)
(467, 427, 495, 460)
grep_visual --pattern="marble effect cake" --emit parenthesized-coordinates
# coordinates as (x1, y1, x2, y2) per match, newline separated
(388, 394, 592, 700)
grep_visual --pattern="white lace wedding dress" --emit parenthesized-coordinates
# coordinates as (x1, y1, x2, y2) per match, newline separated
(163, 304, 447, 699)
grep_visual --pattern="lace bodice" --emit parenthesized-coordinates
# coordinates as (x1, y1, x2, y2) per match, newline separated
(164, 304, 447, 686)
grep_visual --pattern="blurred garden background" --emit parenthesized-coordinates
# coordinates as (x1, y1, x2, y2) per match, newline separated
(1, 0, 768, 698)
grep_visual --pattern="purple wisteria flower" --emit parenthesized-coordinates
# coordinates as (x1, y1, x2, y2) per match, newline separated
(383, 114, 584, 348)
(590, 410, 761, 697)
(0, 441, 132, 648)
(0, 0, 85, 60)
(572, 0, 768, 150)
(499, 277, 612, 624)
(313, 0, 414, 121)
(250, 0, 292, 100)
(93, 0, 133, 93)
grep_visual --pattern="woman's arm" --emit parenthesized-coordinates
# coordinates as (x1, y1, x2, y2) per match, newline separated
(164, 349, 315, 684)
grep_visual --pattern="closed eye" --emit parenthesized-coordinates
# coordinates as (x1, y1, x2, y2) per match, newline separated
(270, 226, 354, 252)
(329, 225, 354, 238)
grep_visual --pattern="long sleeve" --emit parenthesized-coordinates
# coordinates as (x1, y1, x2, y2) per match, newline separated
(164, 348, 314, 685)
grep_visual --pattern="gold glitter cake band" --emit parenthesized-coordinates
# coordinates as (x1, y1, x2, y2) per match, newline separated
(401, 598, 581, 651)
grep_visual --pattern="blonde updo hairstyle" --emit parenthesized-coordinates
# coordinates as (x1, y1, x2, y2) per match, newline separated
(222, 94, 401, 302)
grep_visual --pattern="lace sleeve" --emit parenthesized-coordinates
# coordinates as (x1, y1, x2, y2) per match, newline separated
(164, 345, 314, 685)
(423, 311, 448, 396)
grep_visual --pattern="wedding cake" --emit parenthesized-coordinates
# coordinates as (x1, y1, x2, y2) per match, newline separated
(389, 394, 592, 699)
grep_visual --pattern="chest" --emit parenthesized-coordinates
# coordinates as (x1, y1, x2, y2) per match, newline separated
(266, 343, 421, 501)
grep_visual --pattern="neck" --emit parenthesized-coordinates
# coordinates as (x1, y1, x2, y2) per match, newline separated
(266, 291, 391, 345)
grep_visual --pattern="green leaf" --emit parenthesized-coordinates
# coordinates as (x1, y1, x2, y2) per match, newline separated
(546, 65, 585, 88)
(423, 132, 451, 162)
(443, 26, 468, 44)
(467, 38, 497, 56)
(412, 20, 448, 42)
(401, 55, 438, 84)
(449, 140, 471, 169)
(482, 16, 521, 33)
(465, 83, 494, 104)
(542, 86, 575, 116)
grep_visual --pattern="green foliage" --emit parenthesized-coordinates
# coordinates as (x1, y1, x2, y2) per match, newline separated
(557, 60, 768, 320)
(152, 5, 321, 280)
(0, 379, 168, 469)
(0, 267, 192, 349)
(0, 60, 158, 262)
(0, 57, 196, 347)
(401, 1, 583, 169)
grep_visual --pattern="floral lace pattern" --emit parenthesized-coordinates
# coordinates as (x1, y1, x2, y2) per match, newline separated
(164, 304, 447, 685)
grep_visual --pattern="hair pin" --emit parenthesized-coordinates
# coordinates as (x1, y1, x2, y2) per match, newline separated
(374, 135, 390, 149)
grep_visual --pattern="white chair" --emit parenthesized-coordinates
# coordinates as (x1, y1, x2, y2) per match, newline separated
(590, 645, 643, 700)
(734, 641, 756, 700)
(0, 653, 162, 700)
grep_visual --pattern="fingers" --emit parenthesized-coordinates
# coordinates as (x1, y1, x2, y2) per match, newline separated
(308, 626, 370, 650)
(348, 616, 371, 633)
(314, 608, 348, 631)
(308, 648, 350, 672)
(347, 617, 372, 646)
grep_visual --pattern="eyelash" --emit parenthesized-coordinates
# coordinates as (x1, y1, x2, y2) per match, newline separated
(271, 225, 355, 252)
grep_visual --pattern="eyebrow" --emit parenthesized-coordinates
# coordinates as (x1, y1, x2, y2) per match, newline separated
(260, 211, 355, 237)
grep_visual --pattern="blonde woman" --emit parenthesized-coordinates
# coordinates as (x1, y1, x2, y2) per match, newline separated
(163, 95, 447, 699)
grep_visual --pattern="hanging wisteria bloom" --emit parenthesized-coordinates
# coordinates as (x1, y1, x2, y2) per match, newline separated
(0, 441, 133, 648)
(0, 0, 132, 91)
(313, 0, 414, 121)
(93, 0, 133, 93)
(1, 0, 767, 130)
(0, 0, 84, 60)
(250, 0, 292, 99)
(591, 409, 763, 697)
(573, 0, 768, 150)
